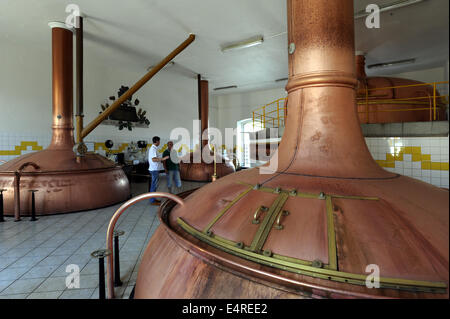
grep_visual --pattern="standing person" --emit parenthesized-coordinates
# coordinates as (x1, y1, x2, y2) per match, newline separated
(148, 136, 169, 205)
(162, 141, 182, 194)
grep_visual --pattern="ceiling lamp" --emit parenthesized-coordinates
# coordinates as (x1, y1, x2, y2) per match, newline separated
(367, 58, 416, 69)
(354, 0, 425, 19)
(221, 36, 264, 52)
(213, 85, 238, 91)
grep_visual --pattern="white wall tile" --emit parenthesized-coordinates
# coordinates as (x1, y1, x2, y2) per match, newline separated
(432, 171, 441, 178)
(432, 177, 441, 186)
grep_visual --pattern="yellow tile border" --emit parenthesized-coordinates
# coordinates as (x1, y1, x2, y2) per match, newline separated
(3, 142, 447, 172)
(376, 146, 448, 171)
(0, 141, 43, 156)
(94, 143, 129, 154)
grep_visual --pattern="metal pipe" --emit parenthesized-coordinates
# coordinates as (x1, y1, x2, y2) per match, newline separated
(113, 230, 125, 287)
(48, 23, 74, 150)
(99, 256, 106, 299)
(106, 192, 185, 299)
(13, 172, 20, 221)
(29, 190, 38, 221)
(113, 235, 121, 287)
(200, 80, 209, 149)
(81, 34, 196, 139)
(76, 16, 84, 144)
(91, 249, 111, 299)
(0, 189, 5, 222)
(433, 83, 437, 120)
(197, 74, 202, 148)
(212, 145, 217, 182)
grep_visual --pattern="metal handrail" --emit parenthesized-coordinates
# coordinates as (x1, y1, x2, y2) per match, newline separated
(252, 81, 449, 128)
(106, 192, 185, 299)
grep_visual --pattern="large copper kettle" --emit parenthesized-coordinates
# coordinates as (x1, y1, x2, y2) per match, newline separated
(134, 0, 448, 299)
(0, 23, 130, 217)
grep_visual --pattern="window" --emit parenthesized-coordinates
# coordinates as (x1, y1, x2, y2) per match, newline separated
(237, 118, 263, 168)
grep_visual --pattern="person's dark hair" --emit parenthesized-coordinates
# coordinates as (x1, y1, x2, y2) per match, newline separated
(152, 136, 160, 143)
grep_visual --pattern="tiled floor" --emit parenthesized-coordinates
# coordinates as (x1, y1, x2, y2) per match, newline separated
(0, 178, 205, 299)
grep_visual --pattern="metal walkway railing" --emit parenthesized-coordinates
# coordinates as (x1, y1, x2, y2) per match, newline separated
(252, 81, 449, 129)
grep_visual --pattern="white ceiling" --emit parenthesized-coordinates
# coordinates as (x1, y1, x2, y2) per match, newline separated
(0, 0, 448, 94)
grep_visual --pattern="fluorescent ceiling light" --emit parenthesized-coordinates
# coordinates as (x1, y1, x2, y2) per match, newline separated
(221, 36, 264, 52)
(355, 0, 425, 19)
(214, 85, 238, 91)
(367, 58, 416, 69)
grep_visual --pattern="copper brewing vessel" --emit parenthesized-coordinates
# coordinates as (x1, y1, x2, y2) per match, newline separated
(179, 79, 235, 182)
(356, 55, 447, 123)
(0, 23, 130, 216)
(135, 0, 448, 299)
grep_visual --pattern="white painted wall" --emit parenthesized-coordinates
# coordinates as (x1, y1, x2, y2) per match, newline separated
(0, 37, 53, 135)
(391, 66, 446, 84)
(212, 86, 287, 135)
(86, 64, 199, 147)
(0, 35, 199, 158)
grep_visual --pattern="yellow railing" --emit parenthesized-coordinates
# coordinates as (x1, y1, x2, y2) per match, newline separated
(252, 97, 288, 129)
(357, 81, 449, 123)
(252, 81, 449, 128)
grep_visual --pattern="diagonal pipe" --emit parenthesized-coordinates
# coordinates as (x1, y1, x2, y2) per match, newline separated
(80, 34, 196, 139)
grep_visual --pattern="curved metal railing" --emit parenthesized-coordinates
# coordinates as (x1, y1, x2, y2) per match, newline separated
(106, 192, 185, 299)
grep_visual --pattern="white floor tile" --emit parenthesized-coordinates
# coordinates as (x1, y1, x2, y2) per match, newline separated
(27, 291, 63, 299)
(0, 278, 45, 295)
(59, 288, 95, 299)
(0, 181, 202, 299)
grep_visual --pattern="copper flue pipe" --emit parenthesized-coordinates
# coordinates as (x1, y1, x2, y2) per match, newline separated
(274, 0, 388, 179)
(106, 192, 185, 299)
(48, 23, 75, 150)
(200, 80, 209, 149)
(76, 17, 84, 144)
(81, 34, 196, 139)
(197, 74, 202, 146)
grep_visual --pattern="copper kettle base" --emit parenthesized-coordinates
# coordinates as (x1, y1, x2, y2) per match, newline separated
(0, 150, 130, 216)
(179, 151, 235, 182)
(135, 168, 448, 299)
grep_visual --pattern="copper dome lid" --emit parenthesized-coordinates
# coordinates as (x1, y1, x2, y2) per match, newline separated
(135, 0, 448, 298)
